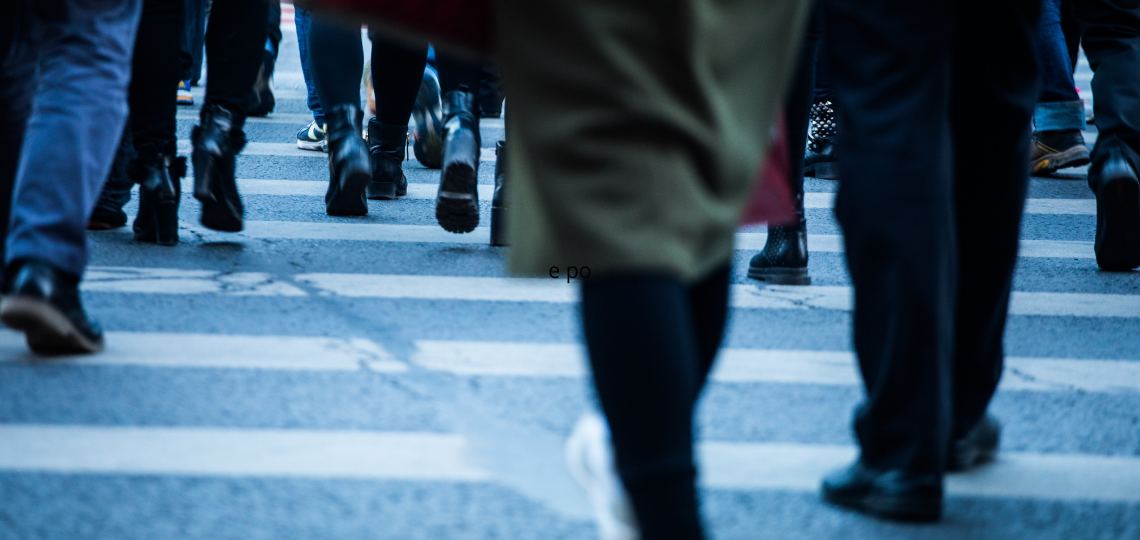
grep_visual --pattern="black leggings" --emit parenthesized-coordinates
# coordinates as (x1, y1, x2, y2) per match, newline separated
(581, 265, 731, 540)
(307, 16, 426, 125)
(435, 52, 483, 95)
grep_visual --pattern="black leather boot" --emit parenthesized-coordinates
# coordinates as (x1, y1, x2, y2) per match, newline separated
(436, 86, 481, 233)
(89, 127, 134, 230)
(748, 192, 810, 285)
(192, 103, 245, 232)
(490, 140, 507, 246)
(324, 103, 371, 216)
(133, 149, 185, 246)
(804, 99, 838, 180)
(366, 119, 409, 200)
(1089, 148, 1140, 270)
(0, 259, 104, 354)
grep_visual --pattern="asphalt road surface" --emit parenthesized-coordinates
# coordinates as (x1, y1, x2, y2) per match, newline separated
(1, 19, 1137, 540)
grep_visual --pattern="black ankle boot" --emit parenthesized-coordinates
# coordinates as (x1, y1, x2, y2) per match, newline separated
(1089, 148, 1140, 270)
(133, 150, 185, 246)
(748, 192, 810, 285)
(0, 259, 104, 354)
(89, 128, 135, 230)
(805, 100, 838, 180)
(193, 103, 245, 232)
(436, 86, 481, 233)
(324, 104, 371, 216)
(490, 141, 507, 246)
(366, 119, 409, 200)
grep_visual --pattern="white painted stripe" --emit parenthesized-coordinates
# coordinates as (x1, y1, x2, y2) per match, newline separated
(103, 219, 1091, 260)
(235, 179, 495, 201)
(412, 341, 1140, 394)
(734, 233, 1095, 259)
(177, 141, 497, 161)
(174, 113, 506, 130)
(1, 425, 1135, 502)
(698, 442, 1140, 502)
(298, 274, 1140, 318)
(228, 181, 1092, 215)
(83, 267, 307, 296)
(0, 425, 489, 481)
(0, 331, 404, 372)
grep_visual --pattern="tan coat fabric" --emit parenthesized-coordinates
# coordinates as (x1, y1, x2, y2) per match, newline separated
(496, 0, 810, 283)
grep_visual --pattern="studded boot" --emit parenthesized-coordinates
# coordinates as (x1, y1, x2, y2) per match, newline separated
(747, 190, 810, 285)
(804, 99, 838, 180)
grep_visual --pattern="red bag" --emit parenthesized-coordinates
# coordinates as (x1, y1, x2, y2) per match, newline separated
(297, 0, 495, 56)
(741, 110, 796, 226)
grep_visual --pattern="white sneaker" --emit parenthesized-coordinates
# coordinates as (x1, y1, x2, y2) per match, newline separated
(566, 413, 640, 540)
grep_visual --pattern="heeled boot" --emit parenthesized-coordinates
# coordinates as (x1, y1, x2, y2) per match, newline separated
(324, 103, 371, 216)
(193, 103, 245, 232)
(436, 86, 481, 233)
(747, 191, 810, 285)
(133, 149, 185, 246)
(490, 141, 507, 246)
(366, 119, 409, 200)
(804, 99, 838, 180)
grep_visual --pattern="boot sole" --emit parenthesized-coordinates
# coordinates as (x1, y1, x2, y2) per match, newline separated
(0, 296, 104, 355)
(490, 205, 507, 246)
(747, 266, 811, 285)
(436, 163, 480, 233)
(1032, 146, 1091, 175)
(805, 161, 838, 179)
(823, 489, 941, 523)
(326, 168, 371, 216)
(367, 181, 400, 200)
(1094, 173, 1140, 270)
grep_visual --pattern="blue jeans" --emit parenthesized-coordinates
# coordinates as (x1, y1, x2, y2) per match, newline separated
(294, 7, 325, 126)
(2, 0, 142, 277)
(1035, 0, 1084, 131)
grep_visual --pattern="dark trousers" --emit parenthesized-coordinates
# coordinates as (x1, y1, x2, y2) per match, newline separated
(131, 0, 184, 157)
(1, 0, 142, 276)
(1070, 0, 1140, 169)
(820, 0, 1041, 475)
(202, 0, 269, 114)
(180, 0, 207, 84)
(784, 8, 822, 200)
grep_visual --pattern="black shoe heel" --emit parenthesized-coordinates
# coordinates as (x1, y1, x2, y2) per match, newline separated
(154, 199, 179, 246)
(490, 205, 507, 246)
(366, 181, 398, 200)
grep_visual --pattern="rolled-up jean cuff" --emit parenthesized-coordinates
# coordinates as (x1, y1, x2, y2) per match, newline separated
(1034, 100, 1085, 131)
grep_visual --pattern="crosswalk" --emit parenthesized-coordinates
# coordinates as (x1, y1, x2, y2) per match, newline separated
(2, 31, 1136, 540)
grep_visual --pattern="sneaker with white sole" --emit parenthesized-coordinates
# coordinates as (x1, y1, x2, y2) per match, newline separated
(566, 413, 640, 540)
(296, 121, 326, 152)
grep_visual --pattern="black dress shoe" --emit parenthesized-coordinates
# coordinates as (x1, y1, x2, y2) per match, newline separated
(0, 260, 104, 354)
(247, 49, 276, 117)
(804, 100, 838, 180)
(366, 119, 409, 201)
(324, 104, 371, 216)
(947, 415, 1000, 472)
(436, 86, 481, 233)
(1088, 149, 1140, 270)
(821, 460, 942, 522)
(192, 103, 245, 232)
(490, 141, 507, 246)
(133, 151, 185, 246)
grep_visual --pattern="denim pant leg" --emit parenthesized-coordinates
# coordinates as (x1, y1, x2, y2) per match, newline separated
(294, 8, 325, 126)
(1035, 0, 1084, 131)
(6, 0, 142, 277)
